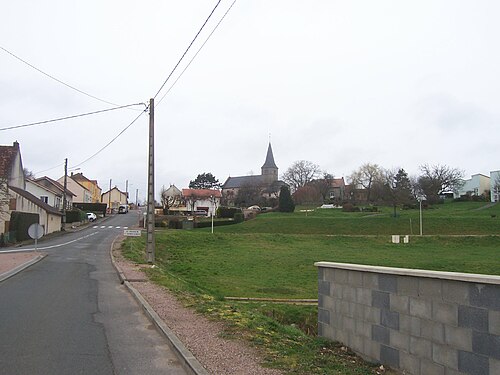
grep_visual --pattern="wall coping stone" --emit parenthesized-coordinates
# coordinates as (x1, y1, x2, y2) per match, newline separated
(315, 262, 500, 285)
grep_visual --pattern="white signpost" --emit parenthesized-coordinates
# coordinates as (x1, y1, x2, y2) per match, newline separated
(124, 229, 141, 237)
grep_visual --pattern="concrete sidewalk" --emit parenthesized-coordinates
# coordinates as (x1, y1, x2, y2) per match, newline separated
(0, 251, 46, 282)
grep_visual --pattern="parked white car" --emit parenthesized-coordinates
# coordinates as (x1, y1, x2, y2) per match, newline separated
(87, 212, 97, 222)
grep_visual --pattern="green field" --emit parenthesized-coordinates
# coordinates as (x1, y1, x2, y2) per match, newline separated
(122, 201, 500, 374)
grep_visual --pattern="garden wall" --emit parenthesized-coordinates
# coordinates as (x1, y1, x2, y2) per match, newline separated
(315, 262, 500, 375)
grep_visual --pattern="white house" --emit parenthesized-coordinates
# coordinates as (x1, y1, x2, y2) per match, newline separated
(182, 189, 221, 217)
(9, 186, 62, 235)
(491, 170, 500, 202)
(26, 178, 75, 210)
(456, 174, 490, 199)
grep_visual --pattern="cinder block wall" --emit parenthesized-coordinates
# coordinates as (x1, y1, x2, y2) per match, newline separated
(315, 262, 500, 375)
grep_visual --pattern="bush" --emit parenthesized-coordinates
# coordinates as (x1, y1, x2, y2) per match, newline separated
(234, 213, 244, 223)
(73, 202, 107, 216)
(342, 203, 360, 212)
(66, 209, 86, 223)
(217, 206, 242, 218)
(278, 186, 295, 212)
(9, 211, 39, 241)
(195, 219, 237, 229)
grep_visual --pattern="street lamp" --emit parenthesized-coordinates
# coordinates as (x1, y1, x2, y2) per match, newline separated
(417, 196, 426, 236)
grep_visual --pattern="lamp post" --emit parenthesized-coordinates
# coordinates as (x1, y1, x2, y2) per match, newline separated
(418, 196, 425, 236)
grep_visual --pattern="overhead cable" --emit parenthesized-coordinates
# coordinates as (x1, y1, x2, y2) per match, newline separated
(70, 109, 147, 169)
(0, 45, 135, 108)
(0, 103, 146, 131)
(153, 0, 223, 99)
(156, 0, 238, 107)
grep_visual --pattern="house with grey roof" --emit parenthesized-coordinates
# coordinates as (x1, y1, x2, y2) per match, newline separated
(221, 143, 287, 207)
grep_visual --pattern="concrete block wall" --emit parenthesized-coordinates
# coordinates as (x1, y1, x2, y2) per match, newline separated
(315, 262, 500, 375)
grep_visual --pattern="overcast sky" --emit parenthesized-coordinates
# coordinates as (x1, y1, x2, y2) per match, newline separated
(1, 0, 499, 202)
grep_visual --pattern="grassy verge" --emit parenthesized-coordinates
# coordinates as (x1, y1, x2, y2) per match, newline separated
(122, 226, 499, 374)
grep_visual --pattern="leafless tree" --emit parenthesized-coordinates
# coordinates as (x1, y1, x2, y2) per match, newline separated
(348, 163, 384, 202)
(282, 160, 321, 193)
(160, 186, 181, 212)
(417, 164, 464, 203)
(0, 177, 9, 216)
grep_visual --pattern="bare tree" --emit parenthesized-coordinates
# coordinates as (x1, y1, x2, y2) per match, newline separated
(417, 164, 465, 203)
(282, 160, 321, 193)
(349, 163, 384, 202)
(492, 174, 500, 202)
(160, 186, 181, 213)
(0, 177, 9, 216)
(310, 172, 335, 203)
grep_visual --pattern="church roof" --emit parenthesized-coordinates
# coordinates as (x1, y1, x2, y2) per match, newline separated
(261, 143, 278, 169)
(222, 175, 287, 192)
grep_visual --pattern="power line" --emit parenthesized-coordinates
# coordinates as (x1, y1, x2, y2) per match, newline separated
(153, 0, 223, 99)
(33, 163, 65, 176)
(0, 45, 135, 108)
(70, 108, 147, 169)
(0, 103, 146, 131)
(156, 0, 238, 107)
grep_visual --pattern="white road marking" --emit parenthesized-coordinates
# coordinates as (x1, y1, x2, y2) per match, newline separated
(0, 232, 99, 252)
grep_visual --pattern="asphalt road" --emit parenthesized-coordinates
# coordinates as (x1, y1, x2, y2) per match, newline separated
(0, 211, 188, 375)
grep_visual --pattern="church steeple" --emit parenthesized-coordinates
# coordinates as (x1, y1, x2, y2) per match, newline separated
(261, 142, 278, 182)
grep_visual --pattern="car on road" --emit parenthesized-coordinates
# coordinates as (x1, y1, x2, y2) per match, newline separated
(118, 204, 129, 214)
(87, 212, 97, 222)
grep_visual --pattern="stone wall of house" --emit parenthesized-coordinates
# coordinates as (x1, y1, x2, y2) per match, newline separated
(316, 262, 500, 375)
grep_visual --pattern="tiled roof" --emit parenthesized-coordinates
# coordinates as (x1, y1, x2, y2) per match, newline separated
(222, 175, 266, 189)
(182, 189, 222, 198)
(9, 185, 63, 216)
(34, 176, 76, 197)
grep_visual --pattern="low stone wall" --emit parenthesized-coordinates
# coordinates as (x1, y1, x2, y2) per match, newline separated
(315, 262, 500, 375)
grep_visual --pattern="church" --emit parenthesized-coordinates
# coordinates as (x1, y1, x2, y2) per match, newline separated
(221, 143, 287, 207)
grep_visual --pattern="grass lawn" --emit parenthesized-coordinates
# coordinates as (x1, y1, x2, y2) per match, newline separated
(122, 201, 500, 374)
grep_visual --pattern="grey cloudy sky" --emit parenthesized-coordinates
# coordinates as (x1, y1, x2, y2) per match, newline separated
(1, 0, 499, 202)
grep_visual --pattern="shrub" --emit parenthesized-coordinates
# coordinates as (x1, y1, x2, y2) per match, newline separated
(342, 203, 360, 212)
(66, 209, 86, 223)
(278, 186, 295, 212)
(234, 213, 244, 223)
(217, 206, 242, 218)
(9, 211, 40, 241)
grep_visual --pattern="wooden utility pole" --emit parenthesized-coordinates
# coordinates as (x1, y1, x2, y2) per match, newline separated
(61, 158, 68, 231)
(146, 98, 155, 263)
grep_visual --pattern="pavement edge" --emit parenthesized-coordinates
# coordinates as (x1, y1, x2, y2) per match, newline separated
(0, 253, 47, 283)
(109, 236, 209, 375)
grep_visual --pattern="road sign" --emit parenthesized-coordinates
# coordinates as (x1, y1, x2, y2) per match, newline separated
(124, 229, 141, 237)
(28, 223, 44, 240)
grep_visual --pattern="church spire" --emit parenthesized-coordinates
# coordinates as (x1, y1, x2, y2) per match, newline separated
(261, 142, 278, 182)
(262, 142, 278, 169)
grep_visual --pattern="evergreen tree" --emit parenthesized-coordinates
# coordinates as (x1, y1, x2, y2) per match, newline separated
(278, 185, 295, 212)
(189, 172, 221, 190)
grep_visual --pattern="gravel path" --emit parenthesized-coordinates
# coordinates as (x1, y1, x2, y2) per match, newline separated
(112, 245, 283, 375)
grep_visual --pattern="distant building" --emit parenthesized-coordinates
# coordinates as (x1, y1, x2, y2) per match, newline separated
(182, 188, 221, 217)
(57, 175, 92, 203)
(455, 174, 490, 199)
(102, 187, 128, 210)
(221, 143, 287, 206)
(69, 173, 102, 203)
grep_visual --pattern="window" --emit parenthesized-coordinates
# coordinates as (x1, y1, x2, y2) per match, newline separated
(40, 196, 49, 204)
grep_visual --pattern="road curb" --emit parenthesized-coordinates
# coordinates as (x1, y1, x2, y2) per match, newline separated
(0, 253, 47, 283)
(109, 236, 208, 375)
